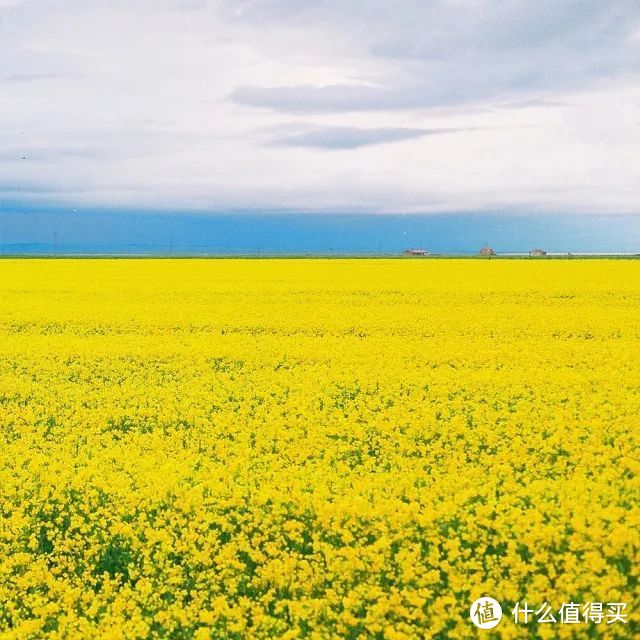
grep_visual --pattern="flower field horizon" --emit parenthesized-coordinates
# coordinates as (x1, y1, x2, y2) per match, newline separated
(0, 258, 638, 639)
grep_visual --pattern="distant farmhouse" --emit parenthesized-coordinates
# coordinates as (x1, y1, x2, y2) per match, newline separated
(479, 246, 495, 256)
(529, 248, 547, 256)
(403, 248, 428, 256)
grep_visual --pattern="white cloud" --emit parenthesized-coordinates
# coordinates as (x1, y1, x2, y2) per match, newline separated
(0, 0, 638, 213)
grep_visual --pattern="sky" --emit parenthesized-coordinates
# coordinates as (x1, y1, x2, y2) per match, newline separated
(1, 0, 639, 250)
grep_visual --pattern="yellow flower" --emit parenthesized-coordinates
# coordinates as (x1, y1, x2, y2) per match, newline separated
(0, 258, 638, 639)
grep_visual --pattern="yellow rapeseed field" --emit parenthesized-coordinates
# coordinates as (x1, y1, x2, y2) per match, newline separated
(0, 258, 638, 640)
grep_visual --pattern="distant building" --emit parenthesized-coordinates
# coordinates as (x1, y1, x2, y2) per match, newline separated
(403, 248, 428, 256)
(529, 248, 547, 256)
(479, 246, 495, 256)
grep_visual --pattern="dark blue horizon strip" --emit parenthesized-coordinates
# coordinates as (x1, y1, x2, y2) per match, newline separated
(0, 210, 639, 255)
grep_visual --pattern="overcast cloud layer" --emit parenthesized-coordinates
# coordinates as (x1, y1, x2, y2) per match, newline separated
(1, 0, 639, 213)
